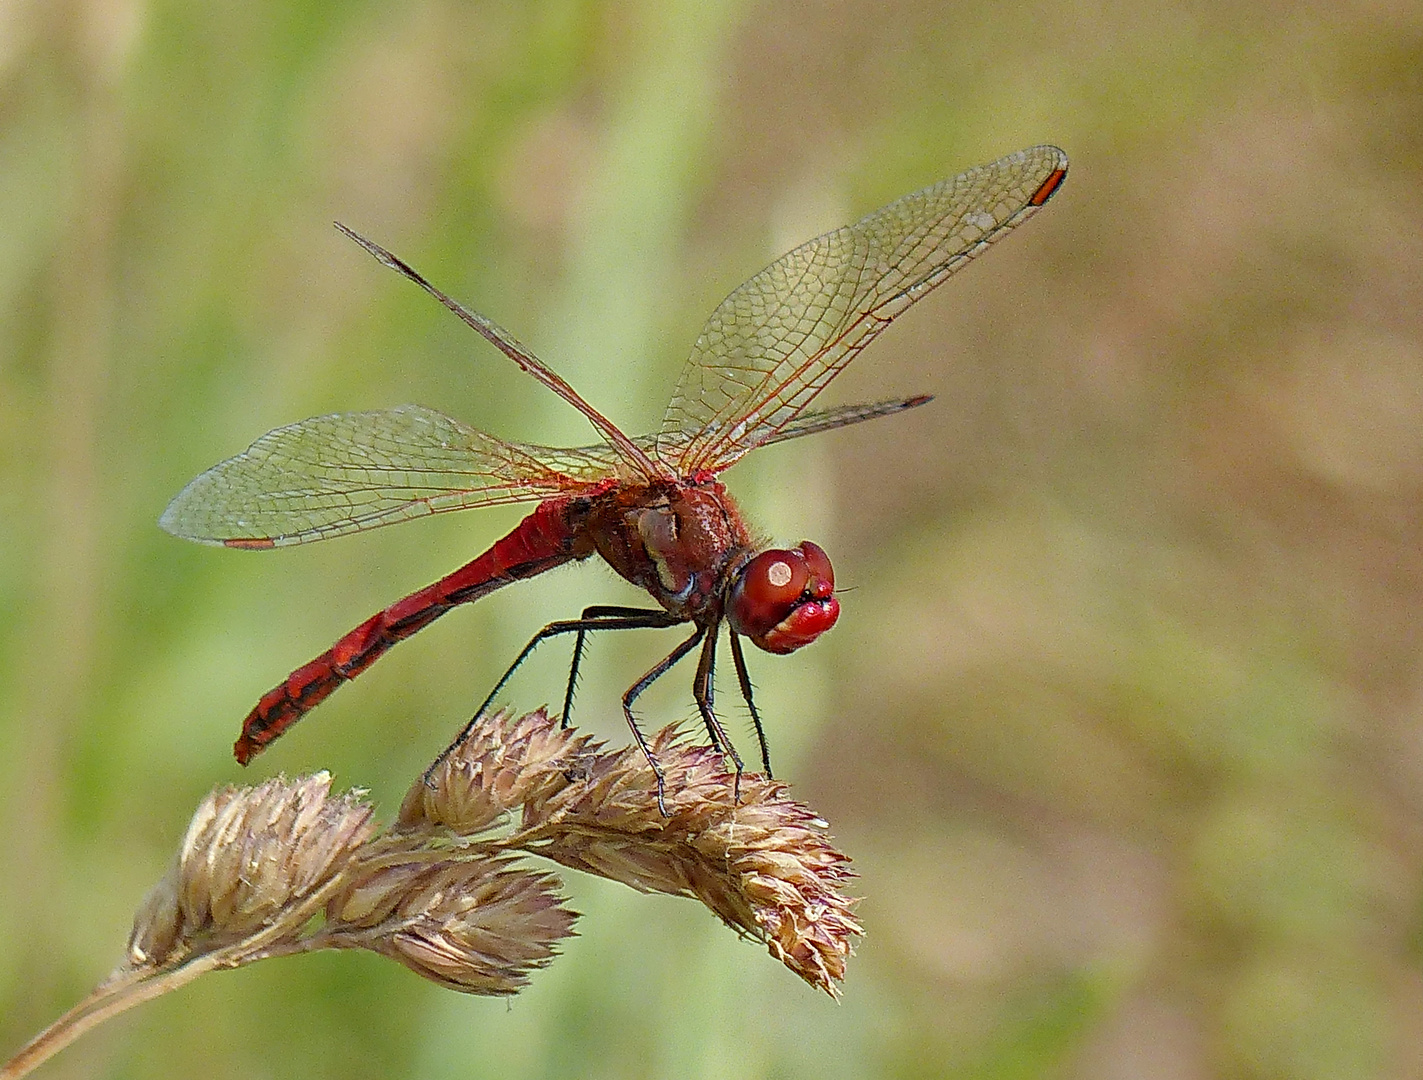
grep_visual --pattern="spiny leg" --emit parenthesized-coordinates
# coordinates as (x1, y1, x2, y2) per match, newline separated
(688, 620, 722, 753)
(623, 625, 707, 817)
(561, 605, 675, 729)
(425, 607, 680, 785)
(729, 630, 772, 778)
(701, 629, 717, 746)
(693, 624, 744, 801)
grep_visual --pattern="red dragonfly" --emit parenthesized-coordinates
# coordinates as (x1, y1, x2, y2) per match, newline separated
(161, 145, 1067, 808)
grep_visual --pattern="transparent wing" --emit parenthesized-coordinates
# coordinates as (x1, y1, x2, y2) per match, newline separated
(746, 395, 933, 449)
(656, 145, 1067, 474)
(159, 404, 618, 548)
(649, 397, 934, 471)
(337, 224, 662, 482)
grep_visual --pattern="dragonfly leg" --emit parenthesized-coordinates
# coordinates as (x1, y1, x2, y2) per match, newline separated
(693, 625, 744, 803)
(561, 605, 677, 729)
(623, 625, 707, 817)
(700, 630, 717, 748)
(425, 608, 680, 786)
(729, 630, 772, 778)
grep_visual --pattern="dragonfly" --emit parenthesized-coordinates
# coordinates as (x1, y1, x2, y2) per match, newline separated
(161, 144, 1067, 810)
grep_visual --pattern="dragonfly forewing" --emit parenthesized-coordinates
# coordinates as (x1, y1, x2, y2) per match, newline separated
(657, 144, 1068, 474)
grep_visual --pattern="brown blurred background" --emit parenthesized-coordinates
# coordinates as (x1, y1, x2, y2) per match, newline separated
(3, 0, 1422, 1077)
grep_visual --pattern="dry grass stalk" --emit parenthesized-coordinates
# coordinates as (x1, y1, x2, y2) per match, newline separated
(2, 709, 861, 1079)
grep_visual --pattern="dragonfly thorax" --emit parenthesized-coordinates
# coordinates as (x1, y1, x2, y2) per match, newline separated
(585, 479, 756, 622)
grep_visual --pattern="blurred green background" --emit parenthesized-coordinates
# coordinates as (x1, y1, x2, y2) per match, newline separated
(3, 0, 1422, 1077)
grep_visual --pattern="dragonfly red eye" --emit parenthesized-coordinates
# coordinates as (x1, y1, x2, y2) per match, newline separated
(729, 541, 839, 654)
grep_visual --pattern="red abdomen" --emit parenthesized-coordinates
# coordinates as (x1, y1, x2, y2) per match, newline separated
(234, 495, 596, 763)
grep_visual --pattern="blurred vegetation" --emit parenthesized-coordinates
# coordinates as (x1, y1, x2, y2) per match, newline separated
(3, 0, 1422, 1077)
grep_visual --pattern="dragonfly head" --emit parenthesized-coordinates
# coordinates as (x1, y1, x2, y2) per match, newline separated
(728, 541, 840, 654)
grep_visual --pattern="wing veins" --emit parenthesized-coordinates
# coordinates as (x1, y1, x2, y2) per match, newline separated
(662, 146, 1068, 474)
(159, 404, 615, 546)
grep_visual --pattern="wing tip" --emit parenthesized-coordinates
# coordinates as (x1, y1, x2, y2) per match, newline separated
(1030, 166, 1068, 207)
(157, 501, 195, 541)
(159, 498, 267, 549)
(1012, 145, 1068, 207)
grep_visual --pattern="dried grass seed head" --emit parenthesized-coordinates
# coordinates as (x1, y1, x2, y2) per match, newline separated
(329, 856, 578, 995)
(399, 708, 595, 834)
(515, 723, 863, 996)
(126, 773, 377, 967)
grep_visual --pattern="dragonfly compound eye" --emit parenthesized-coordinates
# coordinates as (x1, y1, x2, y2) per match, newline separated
(730, 542, 840, 654)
